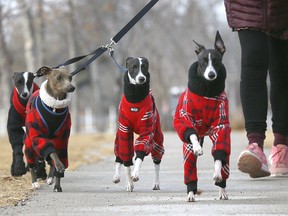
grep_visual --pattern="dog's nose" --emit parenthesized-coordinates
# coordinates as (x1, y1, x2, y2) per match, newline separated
(67, 85, 75, 92)
(208, 71, 217, 80)
(138, 76, 146, 84)
(21, 92, 28, 98)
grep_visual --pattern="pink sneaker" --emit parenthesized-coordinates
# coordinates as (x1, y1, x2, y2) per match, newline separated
(238, 143, 270, 178)
(269, 144, 288, 176)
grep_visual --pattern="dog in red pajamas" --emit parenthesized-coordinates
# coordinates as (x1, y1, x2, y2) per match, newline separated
(113, 57, 165, 192)
(173, 31, 231, 201)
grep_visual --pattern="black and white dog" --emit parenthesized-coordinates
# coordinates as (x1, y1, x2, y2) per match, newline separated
(7, 72, 40, 176)
(173, 31, 231, 201)
(113, 57, 165, 192)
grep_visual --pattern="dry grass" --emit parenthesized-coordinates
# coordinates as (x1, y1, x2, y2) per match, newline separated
(0, 133, 114, 208)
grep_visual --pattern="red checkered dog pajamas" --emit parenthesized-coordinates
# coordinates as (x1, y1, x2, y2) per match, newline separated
(114, 92, 164, 165)
(173, 88, 231, 186)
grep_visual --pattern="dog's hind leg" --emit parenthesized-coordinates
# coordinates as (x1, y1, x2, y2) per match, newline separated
(131, 158, 142, 182)
(214, 161, 229, 200)
(47, 164, 55, 185)
(30, 167, 40, 189)
(125, 166, 134, 192)
(187, 190, 202, 202)
(153, 163, 160, 190)
(112, 162, 122, 183)
(219, 187, 228, 200)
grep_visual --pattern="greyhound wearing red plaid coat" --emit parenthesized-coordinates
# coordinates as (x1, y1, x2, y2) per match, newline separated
(173, 31, 231, 202)
(113, 57, 165, 192)
(24, 66, 75, 192)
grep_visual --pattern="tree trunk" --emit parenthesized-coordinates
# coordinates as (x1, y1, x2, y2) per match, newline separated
(66, 0, 80, 133)
(17, 0, 35, 72)
(0, 2, 14, 134)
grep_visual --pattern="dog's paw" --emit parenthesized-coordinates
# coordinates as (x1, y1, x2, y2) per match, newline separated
(112, 174, 120, 184)
(187, 191, 195, 202)
(186, 190, 202, 202)
(213, 172, 223, 183)
(131, 174, 139, 182)
(219, 188, 228, 200)
(32, 182, 40, 189)
(54, 185, 62, 192)
(189, 134, 203, 156)
(46, 177, 54, 185)
(126, 182, 134, 192)
(193, 145, 203, 156)
(153, 183, 160, 190)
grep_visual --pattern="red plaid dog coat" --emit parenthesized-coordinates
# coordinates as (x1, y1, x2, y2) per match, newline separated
(173, 88, 231, 185)
(114, 92, 164, 164)
(24, 90, 71, 169)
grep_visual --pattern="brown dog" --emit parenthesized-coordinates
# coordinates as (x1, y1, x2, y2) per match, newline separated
(24, 66, 75, 192)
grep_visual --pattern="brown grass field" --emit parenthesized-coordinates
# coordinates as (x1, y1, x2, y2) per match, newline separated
(0, 133, 114, 208)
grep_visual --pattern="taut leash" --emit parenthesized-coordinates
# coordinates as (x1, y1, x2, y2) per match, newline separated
(50, 0, 159, 77)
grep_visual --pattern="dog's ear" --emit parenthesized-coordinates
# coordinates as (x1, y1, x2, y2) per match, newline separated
(36, 66, 52, 77)
(126, 57, 134, 68)
(214, 31, 226, 55)
(193, 40, 206, 55)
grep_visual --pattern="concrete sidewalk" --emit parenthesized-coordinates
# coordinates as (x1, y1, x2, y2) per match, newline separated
(2, 131, 288, 216)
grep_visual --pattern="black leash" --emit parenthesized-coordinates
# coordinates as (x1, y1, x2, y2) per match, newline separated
(52, 0, 158, 76)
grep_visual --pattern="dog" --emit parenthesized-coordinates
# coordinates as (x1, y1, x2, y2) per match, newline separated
(7, 71, 40, 177)
(24, 66, 75, 192)
(173, 31, 231, 202)
(113, 57, 165, 192)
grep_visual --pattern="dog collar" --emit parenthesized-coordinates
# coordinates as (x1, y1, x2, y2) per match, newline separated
(39, 80, 72, 109)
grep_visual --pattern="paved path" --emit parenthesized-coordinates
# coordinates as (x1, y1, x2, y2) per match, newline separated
(1, 131, 288, 215)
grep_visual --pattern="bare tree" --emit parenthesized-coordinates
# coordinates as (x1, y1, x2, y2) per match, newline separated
(17, 0, 36, 72)
(0, 1, 14, 133)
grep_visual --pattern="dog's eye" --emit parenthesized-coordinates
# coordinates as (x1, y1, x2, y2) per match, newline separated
(57, 75, 62, 80)
(202, 58, 207, 63)
(131, 65, 137, 70)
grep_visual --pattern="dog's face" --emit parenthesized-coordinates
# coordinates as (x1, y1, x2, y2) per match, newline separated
(193, 31, 226, 81)
(126, 57, 149, 85)
(36, 66, 75, 99)
(13, 72, 35, 99)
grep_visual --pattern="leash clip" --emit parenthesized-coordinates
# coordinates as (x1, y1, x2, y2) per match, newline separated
(103, 37, 117, 50)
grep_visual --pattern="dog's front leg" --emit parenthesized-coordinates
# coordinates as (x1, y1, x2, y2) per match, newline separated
(54, 177, 62, 192)
(152, 163, 160, 190)
(190, 134, 203, 156)
(30, 167, 40, 189)
(213, 160, 223, 183)
(50, 152, 65, 173)
(112, 162, 122, 183)
(125, 166, 134, 192)
(131, 158, 142, 182)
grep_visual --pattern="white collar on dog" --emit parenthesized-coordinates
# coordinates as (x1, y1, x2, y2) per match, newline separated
(39, 80, 72, 109)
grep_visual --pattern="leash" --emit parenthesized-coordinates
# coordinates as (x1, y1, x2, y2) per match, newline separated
(51, 0, 158, 77)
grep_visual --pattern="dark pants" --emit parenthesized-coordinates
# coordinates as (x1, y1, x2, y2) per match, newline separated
(238, 30, 288, 146)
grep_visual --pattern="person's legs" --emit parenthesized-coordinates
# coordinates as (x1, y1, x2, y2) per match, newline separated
(268, 37, 288, 176)
(237, 30, 270, 177)
(239, 30, 269, 147)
